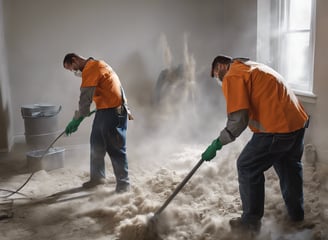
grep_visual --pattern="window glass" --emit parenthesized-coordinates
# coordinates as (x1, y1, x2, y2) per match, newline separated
(289, 0, 312, 30)
(284, 32, 310, 90)
(257, 0, 315, 94)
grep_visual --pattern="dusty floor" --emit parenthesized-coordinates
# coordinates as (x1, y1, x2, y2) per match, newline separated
(0, 135, 327, 240)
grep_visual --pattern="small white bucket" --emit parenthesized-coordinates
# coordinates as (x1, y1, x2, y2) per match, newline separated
(26, 147, 65, 172)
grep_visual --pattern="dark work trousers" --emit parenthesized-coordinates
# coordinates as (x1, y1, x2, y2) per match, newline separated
(237, 128, 305, 223)
(90, 107, 129, 189)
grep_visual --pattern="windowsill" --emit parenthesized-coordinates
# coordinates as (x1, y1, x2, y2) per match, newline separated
(293, 89, 317, 104)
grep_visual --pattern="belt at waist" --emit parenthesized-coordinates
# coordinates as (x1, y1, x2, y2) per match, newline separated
(96, 105, 124, 114)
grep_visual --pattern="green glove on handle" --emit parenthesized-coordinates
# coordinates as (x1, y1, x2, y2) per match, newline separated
(65, 117, 84, 136)
(201, 138, 222, 161)
(65, 110, 96, 136)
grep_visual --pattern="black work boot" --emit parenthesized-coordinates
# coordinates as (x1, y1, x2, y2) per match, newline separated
(82, 178, 107, 189)
(115, 183, 130, 193)
(229, 217, 261, 234)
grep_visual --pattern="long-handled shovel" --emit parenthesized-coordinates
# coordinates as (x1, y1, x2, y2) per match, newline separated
(143, 158, 205, 240)
(153, 158, 205, 219)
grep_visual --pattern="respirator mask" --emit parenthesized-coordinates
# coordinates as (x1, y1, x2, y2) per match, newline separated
(73, 70, 82, 78)
(213, 77, 222, 87)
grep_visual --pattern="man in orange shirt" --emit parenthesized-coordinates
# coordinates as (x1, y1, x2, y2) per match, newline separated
(202, 55, 309, 233)
(63, 53, 132, 193)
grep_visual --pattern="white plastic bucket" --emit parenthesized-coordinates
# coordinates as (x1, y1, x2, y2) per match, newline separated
(21, 104, 61, 149)
(23, 115, 59, 135)
(26, 147, 65, 172)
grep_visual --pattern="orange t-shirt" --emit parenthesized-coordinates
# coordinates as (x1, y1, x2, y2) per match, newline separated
(81, 60, 122, 109)
(222, 60, 308, 133)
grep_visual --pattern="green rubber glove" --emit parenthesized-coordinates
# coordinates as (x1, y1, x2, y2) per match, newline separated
(65, 110, 96, 136)
(65, 116, 84, 136)
(201, 138, 222, 161)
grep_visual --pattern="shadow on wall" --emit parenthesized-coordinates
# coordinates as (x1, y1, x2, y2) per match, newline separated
(118, 51, 154, 107)
(151, 35, 226, 143)
(119, 36, 226, 146)
(151, 66, 226, 143)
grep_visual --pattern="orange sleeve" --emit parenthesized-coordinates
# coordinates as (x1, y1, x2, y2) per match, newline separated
(222, 75, 250, 114)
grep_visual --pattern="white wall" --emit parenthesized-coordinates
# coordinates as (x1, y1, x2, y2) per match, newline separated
(222, 0, 257, 58)
(3, 0, 228, 143)
(2, 0, 257, 148)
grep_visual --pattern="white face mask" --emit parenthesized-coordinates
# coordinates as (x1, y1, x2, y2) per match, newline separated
(73, 70, 82, 78)
(213, 77, 222, 87)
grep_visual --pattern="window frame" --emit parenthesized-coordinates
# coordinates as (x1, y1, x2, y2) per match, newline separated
(277, 0, 316, 94)
(257, 0, 317, 102)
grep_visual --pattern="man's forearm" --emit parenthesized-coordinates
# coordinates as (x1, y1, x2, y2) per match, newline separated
(74, 86, 95, 119)
(218, 109, 249, 145)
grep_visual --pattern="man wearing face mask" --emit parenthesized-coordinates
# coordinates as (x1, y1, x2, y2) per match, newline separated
(63, 53, 133, 192)
(201, 55, 309, 234)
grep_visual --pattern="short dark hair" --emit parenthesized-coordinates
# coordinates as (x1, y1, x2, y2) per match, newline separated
(211, 55, 232, 77)
(63, 53, 79, 66)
